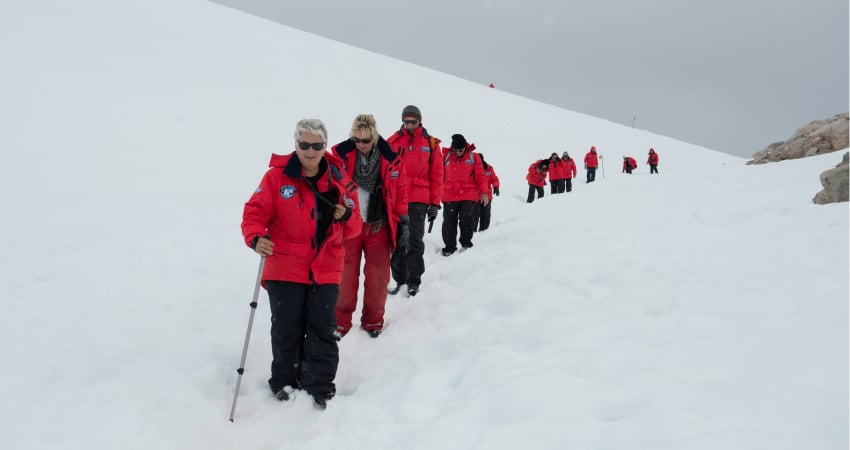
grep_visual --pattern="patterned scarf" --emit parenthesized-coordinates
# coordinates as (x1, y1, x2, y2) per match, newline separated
(353, 147, 381, 194)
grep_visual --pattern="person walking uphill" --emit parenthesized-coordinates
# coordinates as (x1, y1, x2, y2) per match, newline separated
(332, 114, 408, 339)
(561, 151, 578, 192)
(440, 134, 489, 256)
(584, 146, 599, 183)
(548, 153, 566, 194)
(622, 156, 637, 174)
(472, 153, 500, 232)
(526, 158, 549, 203)
(387, 105, 443, 297)
(241, 119, 362, 410)
(647, 148, 659, 174)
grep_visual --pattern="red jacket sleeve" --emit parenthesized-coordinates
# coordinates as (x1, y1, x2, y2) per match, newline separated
(428, 136, 444, 205)
(241, 170, 276, 247)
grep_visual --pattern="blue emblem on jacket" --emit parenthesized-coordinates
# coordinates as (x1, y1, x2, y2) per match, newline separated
(280, 185, 296, 199)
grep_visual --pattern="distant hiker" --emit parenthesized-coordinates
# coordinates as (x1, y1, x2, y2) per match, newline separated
(548, 152, 566, 194)
(387, 105, 443, 297)
(332, 114, 408, 339)
(584, 146, 599, 183)
(489, 83, 495, 88)
(647, 148, 659, 174)
(241, 119, 361, 409)
(561, 151, 578, 192)
(472, 153, 500, 232)
(526, 158, 549, 203)
(440, 134, 489, 256)
(622, 156, 637, 174)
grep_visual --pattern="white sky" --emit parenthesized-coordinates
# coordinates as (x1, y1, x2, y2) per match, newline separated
(0, 1, 848, 449)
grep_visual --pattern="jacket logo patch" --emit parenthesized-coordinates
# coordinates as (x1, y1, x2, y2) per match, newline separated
(254, 187, 262, 193)
(390, 170, 399, 179)
(420, 146, 431, 152)
(280, 185, 296, 199)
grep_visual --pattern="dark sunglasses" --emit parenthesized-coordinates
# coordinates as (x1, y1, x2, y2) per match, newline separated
(402, 119, 419, 125)
(350, 137, 372, 144)
(453, 147, 466, 152)
(297, 141, 325, 151)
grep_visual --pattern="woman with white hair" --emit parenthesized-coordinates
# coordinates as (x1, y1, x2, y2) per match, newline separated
(241, 118, 362, 409)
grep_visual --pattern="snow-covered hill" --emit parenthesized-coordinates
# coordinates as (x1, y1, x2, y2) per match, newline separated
(0, 1, 846, 449)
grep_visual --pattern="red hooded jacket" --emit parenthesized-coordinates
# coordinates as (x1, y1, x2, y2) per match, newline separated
(332, 136, 408, 249)
(242, 152, 362, 285)
(526, 160, 548, 187)
(441, 145, 489, 202)
(622, 157, 637, 172)
(387, 125, 443, 205)
(647, 150, 659, 165)
(584, 147, 599, 168)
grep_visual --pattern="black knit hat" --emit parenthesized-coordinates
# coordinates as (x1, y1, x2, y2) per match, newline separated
(401, 105, 421, 121)
(451, 134, 467, 149)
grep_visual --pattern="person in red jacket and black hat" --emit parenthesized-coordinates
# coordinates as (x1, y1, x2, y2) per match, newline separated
(332, 114, 408, 339)
(561, 151, 578, 192)
(440, 134, 489, 256)
(241, 118, 362, 409)
(526, 158, 549, 203)
(386, 105, 443, 297)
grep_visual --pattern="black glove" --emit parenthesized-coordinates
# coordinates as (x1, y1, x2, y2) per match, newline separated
(493, 187, 500, 196)
(397, 215, 410, 252)
(427, 204, 440, 221)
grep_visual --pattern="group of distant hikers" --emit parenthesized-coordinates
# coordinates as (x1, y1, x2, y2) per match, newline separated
(238, 105, 500, 410)
(525, 147, 660, 203)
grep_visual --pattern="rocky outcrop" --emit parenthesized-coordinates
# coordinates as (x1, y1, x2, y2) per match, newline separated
(748, 113, 849, 165)
(813, 152, 849, 204)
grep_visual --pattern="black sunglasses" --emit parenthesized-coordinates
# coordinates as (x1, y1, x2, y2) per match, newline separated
(403, 119, 419, 125)
(351, 137, 372, 144)
(297, 141, 325, 151)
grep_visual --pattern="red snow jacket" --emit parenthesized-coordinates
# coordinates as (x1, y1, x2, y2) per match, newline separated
(526, 160, 548, 187)
(387, 125, 443, 205)
(647, 150, 659, 165)
(563, 158, 577, 179)
(483, 164, 500, 200)
(242, 152, 362, 285)
(549, 158, 565, 180)
(622, 157, 637, 172)
(584, 147, 599, 168)
(332, 136, 408, 250)
(441, 145, 489, 202)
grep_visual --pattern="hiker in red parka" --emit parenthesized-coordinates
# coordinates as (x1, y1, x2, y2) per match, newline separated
(561, 151, 578, 192)
(386, 105, 443, 297)
(622, 156, 637, 174)
(647, 148, 659, 174)
(472, 153, 500, 232)
(584, 146, 599, 183)
(241, 118, 362, 409)
(440, 134, 489, 256)
(526, 158, 549, 203)
(548, 152, 566, 194)
(332, 114, 408, 339)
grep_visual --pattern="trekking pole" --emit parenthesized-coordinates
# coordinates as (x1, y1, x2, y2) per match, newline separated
(600, 155, 604, 179)
(229, 253, 267, 422)
(427, 217, 435, 233)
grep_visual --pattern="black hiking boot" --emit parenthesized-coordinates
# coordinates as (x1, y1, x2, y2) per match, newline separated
(388, 283, 402, 295)
(407, 284, 419, 297)
(366, 329, 382, 338)
(312, 394, 331, 410)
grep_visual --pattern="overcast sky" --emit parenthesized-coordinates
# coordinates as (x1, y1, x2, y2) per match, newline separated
(212, 0, 848, 158)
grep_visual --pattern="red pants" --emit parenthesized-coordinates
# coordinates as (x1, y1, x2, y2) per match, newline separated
(336, 222, 392, 334)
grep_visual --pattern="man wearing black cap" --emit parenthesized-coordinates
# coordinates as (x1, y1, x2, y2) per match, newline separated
(386, 105, 443, 297)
